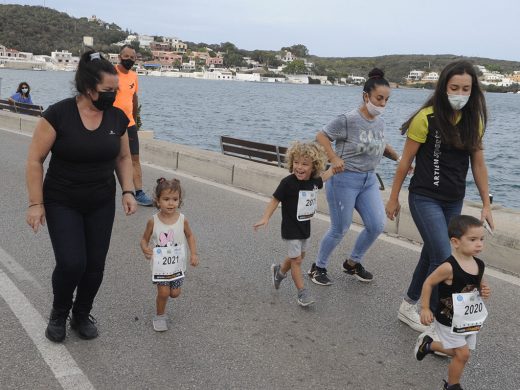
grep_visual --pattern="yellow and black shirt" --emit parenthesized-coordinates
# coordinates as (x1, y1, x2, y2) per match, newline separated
(407, 106, 478, 202)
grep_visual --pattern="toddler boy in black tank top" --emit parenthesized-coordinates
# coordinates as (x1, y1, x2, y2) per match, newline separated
(413, 215, 491, 390)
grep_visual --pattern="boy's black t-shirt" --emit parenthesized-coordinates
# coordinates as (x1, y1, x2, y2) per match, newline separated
(42, 97, 129, 208)
(273, 174, 323, 240)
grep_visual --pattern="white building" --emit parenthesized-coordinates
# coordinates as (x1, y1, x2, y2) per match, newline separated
(483, 72, 503, 82)
(235, 73, 262, 82)
(286, 74, 309, 84)
(33, 55, 53, 63)
(87, 15, 105, 25)
(498, 77, 513, 87)
(107, 53, 120, 65)
(0, 45, 32, 60)
(51, 50, 73, 63)
(204, 69, 234, 80)
(406, 70, 425, 81)
(303, 58, 314, 68)
(422, 72, 439, 82)
(278, 51, 296, 63)
(139, 35, 154, 48)
(181, 60, 196, 71)
(33, 55, 54, 69)
(475, 65, 488, 73)
(116, 34, 139, 46)
(349, 75, 366, 84)
(0, 44, 53, 69)
(163, 37, 182, 45)
(125, 35, 139, 44)
(243, 57, 262, 68)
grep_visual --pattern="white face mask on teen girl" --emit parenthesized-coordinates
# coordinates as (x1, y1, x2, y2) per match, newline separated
(447, 94, 470, 110)
(366, 98, 385, 116)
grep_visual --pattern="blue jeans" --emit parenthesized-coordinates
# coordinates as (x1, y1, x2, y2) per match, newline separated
(316, 171, 385, 269)
(405, 192, 463, 307)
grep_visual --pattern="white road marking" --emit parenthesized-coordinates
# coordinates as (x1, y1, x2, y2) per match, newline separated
(0, 254, 95, 390)
(0, 127, 32, 137)
(0, 246, 41, 288)
(147, 162, 520, 287)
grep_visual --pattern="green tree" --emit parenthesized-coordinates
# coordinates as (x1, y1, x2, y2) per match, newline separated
(139, 47, 153, 61)
(283, 59, 308, 74)
(221, 41, 239, 54)
(224, 52, 245, 68)
(129, 40, 140, 52)
(485, 64, 503, 73)
(0, 5, 127, 55)
(311, 63, 327, 76)
(251, 51, 282, 67)
(281, 44, 309, 58)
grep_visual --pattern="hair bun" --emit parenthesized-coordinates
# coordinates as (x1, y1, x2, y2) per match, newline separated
(368, 68, 385, 79)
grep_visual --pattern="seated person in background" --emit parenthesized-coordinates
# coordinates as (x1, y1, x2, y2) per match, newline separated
(9, 82, 33, 105)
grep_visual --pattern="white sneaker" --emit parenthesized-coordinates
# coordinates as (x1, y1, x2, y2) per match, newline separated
(152, 314, 168, 332)
(397, 300, 430, 333)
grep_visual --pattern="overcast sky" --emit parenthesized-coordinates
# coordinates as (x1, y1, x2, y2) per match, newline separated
(7, 0, 520, 61)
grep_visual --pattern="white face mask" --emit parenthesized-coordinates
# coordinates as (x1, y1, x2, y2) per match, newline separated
(366, 98, 385, 116)
(21, 88, 29, 94)
(447, 93, 470, 110)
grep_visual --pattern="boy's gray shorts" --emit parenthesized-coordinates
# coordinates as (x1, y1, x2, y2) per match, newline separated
(284, 239, 308, 258)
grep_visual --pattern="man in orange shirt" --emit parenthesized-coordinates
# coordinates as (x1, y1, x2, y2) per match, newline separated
(114, 45, 153, 206)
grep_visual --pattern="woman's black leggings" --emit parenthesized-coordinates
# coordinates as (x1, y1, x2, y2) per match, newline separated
(45, 200, 115, 314)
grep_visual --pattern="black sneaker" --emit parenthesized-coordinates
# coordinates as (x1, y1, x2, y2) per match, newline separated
(45, 309, 68, 343)
(443, 380, 463, 390)
(310, 265, 333, 286)
(307, 262, 317, 276)
(342, 260, 373, 282)
(70, 313, 99, 340)
(414, 333, 433, 361)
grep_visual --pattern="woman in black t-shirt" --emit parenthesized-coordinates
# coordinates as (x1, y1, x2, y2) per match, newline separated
(26, 51, 137, 343)
(385, 60, 494, 335)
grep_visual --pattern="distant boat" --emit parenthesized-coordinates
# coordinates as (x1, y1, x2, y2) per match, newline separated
(32, 66, 44, 71)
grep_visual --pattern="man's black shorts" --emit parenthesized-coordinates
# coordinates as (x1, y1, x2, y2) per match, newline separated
(127, 125, 139, 155)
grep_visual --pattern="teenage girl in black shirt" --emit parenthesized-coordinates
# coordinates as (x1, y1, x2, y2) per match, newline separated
(26, 51, 137, 342)
(385, 61, 493, 335)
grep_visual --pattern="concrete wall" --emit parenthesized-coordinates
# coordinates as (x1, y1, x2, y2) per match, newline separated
(2, 110, 519, 275)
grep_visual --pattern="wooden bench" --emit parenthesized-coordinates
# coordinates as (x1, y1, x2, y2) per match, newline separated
(0, 99, 43, 117)
(220, 135, 287, 167)
(220, 135, 384, 190)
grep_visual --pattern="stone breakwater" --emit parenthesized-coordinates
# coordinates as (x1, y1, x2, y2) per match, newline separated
(2, 110, 519, 275)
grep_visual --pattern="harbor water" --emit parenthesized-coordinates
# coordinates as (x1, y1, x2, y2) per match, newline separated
(1, 68, 518, 209)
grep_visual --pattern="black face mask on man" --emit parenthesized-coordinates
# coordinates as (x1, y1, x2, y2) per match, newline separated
(91, 91, 116, 111)
(120, 58, 135, 71)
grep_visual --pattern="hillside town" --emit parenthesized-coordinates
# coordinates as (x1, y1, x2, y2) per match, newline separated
(1, 29, 520, 87)
(404, 66, 520, 87)
(0, 37, 332, 85)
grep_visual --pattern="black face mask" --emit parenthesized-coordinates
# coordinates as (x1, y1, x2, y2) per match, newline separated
(120, 58, 135, 71)
(92, 91, 116, 111)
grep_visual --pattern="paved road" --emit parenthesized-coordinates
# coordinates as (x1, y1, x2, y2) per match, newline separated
(1, 129, 519, 390)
